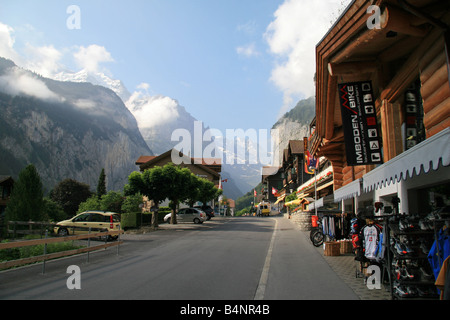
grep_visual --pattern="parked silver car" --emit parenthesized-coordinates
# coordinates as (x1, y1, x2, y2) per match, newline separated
(164, 207, 207, 224)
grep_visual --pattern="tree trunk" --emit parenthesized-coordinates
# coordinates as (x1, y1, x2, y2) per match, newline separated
(151, 203, 159, 230)
(170, 201, 178, 224)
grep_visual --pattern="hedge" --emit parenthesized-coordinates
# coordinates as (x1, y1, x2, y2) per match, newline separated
(120, 211, 167, 230)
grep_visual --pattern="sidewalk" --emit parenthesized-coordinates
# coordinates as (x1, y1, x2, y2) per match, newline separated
(286, 213, 391, 300)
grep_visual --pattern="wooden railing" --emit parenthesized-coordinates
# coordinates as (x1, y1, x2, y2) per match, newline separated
(7, 221, 56, 239)
(0, 229, 124, 271)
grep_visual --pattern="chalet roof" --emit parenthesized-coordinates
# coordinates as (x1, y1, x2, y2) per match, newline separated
(288, 140, 303, 155)
(0, 175, 14, 185)
(137, 149, 221, 178)
(261, 166, 282, 183)
(135, 156, 157, 165)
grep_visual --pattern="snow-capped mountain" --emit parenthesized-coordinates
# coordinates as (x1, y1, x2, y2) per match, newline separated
(0, 57, 152, 191)
(51, 68, 276, 199)
(53, 69, 131, 102)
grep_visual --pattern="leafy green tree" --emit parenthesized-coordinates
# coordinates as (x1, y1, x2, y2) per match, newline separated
(184, 174, 202, 207)
(121, 193, 143, 213)
(100, 191, 124, 213)
(163, 164, 193, 224)
(96, 168, 107, 199)
(124, 163, 223, 227)
(50, 178, 92, 217)
(43, 197, 67, 222)
(198, 179, 222, 206)
(77, 195, 101, 214)
(5, 164, 45, 222)
(125, 167, 169, 230)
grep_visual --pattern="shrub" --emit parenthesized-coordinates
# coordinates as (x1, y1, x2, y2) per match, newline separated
(120, 212, 141, 229)
(0, 239, 83, 263)
(120, 212, 164, 230)
(121, 193, 143, 213)
(77, 195, 101, 214)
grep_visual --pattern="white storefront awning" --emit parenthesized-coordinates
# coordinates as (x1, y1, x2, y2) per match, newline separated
(363, 127, 450, 192)
(333, 178, 362, 202)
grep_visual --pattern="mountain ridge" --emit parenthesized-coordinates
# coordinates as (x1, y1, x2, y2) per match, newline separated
(0, 57, 152, 192)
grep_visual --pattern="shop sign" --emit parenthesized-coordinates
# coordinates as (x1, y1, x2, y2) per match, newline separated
(338, 81, 383, 166)
(404, 81, 425, 150)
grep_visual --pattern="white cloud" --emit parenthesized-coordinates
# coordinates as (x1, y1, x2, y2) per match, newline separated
(237, 20, 258, 35)
(73, 99, 97, 110)
(73, 44, 114, 73)
(137, 82, 150, 93)
(0, 22, 64, 78)
(265, 0, 351, 115)
(125, 90, 180, 129)
(24, 44, 63, 78)
(236, 43, 260, 58)
(0, 67, 63, 102)
(0, 22, 21, 63)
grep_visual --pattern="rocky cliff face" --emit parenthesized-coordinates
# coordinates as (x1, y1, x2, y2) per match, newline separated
(272, 97, 315, 166)
(272, 117, 310, 165)
(0, 57, 152, 192)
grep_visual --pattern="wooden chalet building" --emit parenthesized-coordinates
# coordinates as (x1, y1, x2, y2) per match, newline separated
(136, 149, 222, 187)
(135, 150, 222, 212)
(261, 166, 283, 203)
(312, 0, 450, 214)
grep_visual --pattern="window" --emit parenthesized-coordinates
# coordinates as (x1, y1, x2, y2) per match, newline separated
(73, 213, 90, 222)
(90, 214, 105, 222)
(404, 79, 425, 150)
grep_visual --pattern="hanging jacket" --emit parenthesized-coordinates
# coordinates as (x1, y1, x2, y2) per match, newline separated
(428, 228, 450, 280)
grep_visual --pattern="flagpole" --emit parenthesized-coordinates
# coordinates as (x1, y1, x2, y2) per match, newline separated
(314, 167, 317, 217)
(218, 175, 222, 216)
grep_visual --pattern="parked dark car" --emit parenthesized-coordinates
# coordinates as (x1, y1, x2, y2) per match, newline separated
(194, 205, 214, 220)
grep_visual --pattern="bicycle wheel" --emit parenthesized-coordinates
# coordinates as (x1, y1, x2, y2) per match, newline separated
(310, 227, 319, 241)
(311, 229, 324, 247)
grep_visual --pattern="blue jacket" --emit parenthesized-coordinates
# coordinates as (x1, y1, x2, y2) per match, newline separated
(428, 228, 450, 280)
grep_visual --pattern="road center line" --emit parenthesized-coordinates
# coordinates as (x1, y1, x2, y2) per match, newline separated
(254, 218, 278, 300)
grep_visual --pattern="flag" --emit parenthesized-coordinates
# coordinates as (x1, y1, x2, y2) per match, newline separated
(254, 189, 257, 196)
(305, 151, 318, 174)
(272, 187, 278, 195)
(219, 179, 227, 190)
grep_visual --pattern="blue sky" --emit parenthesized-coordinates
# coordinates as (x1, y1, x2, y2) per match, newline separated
(0, 0, 350, 135)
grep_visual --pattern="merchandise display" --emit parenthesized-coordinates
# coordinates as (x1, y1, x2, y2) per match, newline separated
(309, 202, 449, 300)
(377, 211, 449, 300)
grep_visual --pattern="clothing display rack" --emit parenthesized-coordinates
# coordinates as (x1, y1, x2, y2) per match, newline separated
(351, 215, 385, 284)
(370, 212, 449, 300)
(319, 212, 352, 242)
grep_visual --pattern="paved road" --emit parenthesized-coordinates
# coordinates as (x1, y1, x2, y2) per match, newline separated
(0, 216, 358, 300)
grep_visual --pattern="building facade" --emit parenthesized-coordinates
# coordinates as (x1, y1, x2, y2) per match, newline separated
(312, 0, 450, 214)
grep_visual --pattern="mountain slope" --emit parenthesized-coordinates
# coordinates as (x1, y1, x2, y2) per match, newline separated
(235, 96, 316, 205)
(0, 57, 152, 192)
(272, 96, 315, 166)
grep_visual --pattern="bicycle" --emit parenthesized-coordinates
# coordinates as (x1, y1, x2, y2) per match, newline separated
(309, 217, 324, 247)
